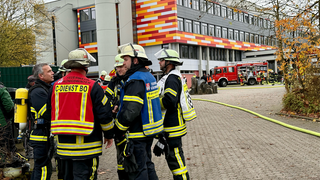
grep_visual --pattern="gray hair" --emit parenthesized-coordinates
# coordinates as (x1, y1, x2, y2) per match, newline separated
(33, 63, 48, 79)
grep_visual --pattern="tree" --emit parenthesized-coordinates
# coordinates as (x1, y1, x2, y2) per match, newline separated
(0, 0, 51, 67)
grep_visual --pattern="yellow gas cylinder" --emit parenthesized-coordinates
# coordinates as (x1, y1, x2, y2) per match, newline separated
(14, 88, 28, 125)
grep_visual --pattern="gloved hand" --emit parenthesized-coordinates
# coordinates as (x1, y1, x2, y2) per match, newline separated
(122, 140, 138, 173)
(153, 133, 169, 158)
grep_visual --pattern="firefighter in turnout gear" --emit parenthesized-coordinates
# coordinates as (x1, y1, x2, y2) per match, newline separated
(28, 63, 54, 180)
(155, 49, 196, 180)
(115, 43, 163, 179)
(239, 72, 245, 86)
(47, 48, 114, 180)
(105, 54, 128, 180)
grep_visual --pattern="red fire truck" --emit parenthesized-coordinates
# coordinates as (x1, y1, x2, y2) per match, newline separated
(210, 62, 268, 87)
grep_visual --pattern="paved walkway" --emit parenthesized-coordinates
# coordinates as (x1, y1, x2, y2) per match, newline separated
(56, 85, 320, 179)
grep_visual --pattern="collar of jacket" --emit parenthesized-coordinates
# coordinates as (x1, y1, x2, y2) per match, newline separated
(35, 79, 51, 90)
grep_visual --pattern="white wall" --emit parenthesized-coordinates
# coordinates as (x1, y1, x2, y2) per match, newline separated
(118, 0, 134, 44)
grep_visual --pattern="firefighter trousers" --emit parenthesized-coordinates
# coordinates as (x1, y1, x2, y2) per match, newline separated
(30, 128, 52, 180)
(128, 138, 158, 180)
(60, 157, 99, 180)
(165, 137, 190, 180)
(116, 141, 128, 180)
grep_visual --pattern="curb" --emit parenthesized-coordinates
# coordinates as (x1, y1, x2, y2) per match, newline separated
(275, 112, 320, 122)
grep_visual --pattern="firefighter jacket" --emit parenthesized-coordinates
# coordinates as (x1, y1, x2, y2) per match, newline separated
(115, 67, 163, 140)
(105, 75, 124, 107)
(0, 84, 14, 127)
(48, 71, 114, 159)
(28, 79, 51, 128)
(157, 69, 196, 138)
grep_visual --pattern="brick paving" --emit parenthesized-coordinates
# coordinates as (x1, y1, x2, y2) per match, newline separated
(52, 85, 320, 179)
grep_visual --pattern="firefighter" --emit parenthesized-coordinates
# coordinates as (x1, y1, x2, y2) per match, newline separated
(256, 71, 261, 85)
(207, 74, 213, 85)
(115, 43, 163, 179)
(155, 49, 196, 180)
(269, 69, 275, 85)
(239, 72, 244, 86)
(28, 63, 54, 180)
(97, 70, 108, 85)
(105, 54, 128, 180)
(46, 48, 114, 180)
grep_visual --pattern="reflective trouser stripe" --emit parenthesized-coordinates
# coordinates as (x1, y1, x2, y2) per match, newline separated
(41, 166, 48, 180)
(90, 158, 98, 180)
(118, 164, 124, 170)
(172, 147, 188, 177)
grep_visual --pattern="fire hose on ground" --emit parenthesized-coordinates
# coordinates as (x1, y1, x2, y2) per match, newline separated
(193, 98, 320, 138)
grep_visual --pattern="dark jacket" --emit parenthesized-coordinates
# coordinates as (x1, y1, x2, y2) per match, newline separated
(160, 72, 187, 138)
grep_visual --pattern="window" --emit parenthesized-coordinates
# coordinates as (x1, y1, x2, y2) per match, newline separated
(254, 16, 258, 26)
(91, 8, 96, 19)
(177, 0, 183, 5)
(234, 11, 238, 21)
(221, 6, 226, 17)
(239, 12, 243, 22)
(260, 36, 264, 44)
(264, 19, 267, 28)
(264, 37, 268, 45)
(223, 67, 227, 73)
(183, 0, 191, 8)
(185, 19, 192, 33)
(81, 31, 90, 44)
(201, 23, 208, 35)
(249, 15, 253, 24)
(234, 30, 239, 41)
(215, 68, 221, 74)
(92, 30, 97, 42)
(245, 32, 249, 42)
(267, 20, 270, 28)
(194, 21, 200, 34)
(200, 0, 206, 11)
(208, 2, 214, 14)
(192, 0, 199, 10)
(215, 4, 220, 16)
(180, 45, 198, 59)
(80, 8, 95, 21)
(90, 53, 98, 66)
(180, 45, 189, 58)
(235, 50, 241, 61)
(162, 44, 169, 49)
(202, 47, 207, 60)
(80, 9, 90, 21)
(209, 25, 214, 36)
(215, 26, 221, 37)
(229, 50, 233, 62)
(255, 35, 259, 43)
(250, 34, 254, 43)
(228, 8, 233, 19)
(228, 29, 233, 39)
(81, 30, 97, 44)
(189, 45, 198, 59)
(229, 67, 234, 73)
(240, 31, 244, 41)
(222, 28, 227, 38)
(209, 47, 215, 60)
(178, 18, 184, 31)
(244, 13, 249, 23)
(259, 18, 263, 27)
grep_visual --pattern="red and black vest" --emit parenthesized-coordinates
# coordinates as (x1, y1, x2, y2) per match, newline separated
(51, 72, 95, 136)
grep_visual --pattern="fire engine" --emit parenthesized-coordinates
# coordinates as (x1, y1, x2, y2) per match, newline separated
(210, 62, 268, 87)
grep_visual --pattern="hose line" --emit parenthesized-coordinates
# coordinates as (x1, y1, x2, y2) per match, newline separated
(193, 98, 320, 138)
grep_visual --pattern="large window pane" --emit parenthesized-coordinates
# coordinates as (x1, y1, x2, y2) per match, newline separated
(250, 34, 254, 43)
(194, 21, 200, 34)
(192, 0, 199, 10)
(234, 30, 239, 41)
(227, 8, 233, 19)
(215, 4, 220, 16)
(80, 9, 90, 21)
(189, 46, 198, 59)
(91, 8, 96, 19)
(185, 19, 192, 33)
(209, 25, 214, 36)
(228, 29, 233, 39)
(180, 45, 189, 58)
(222, 28, 227, 38)
(178, 18, 184, 31)
(183, 0, 191, 8)
(245, 32, 249, 42)
(208, 2, 214, 14)
(81, 31, 90, 44)
(92, 30, 97, 42)
(239, 12, 243, 22)
(244, 13, 249, 23)
(221, 6, 226, 17)
(177, 0, 183, 5)
(234, 11, 238, 21)
(240, 31, 244, 41)
(201, 23, 208, 35)
(215, 26, 221, 37)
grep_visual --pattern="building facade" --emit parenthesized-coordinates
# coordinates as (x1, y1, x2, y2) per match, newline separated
(43, 0, 275, 80)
